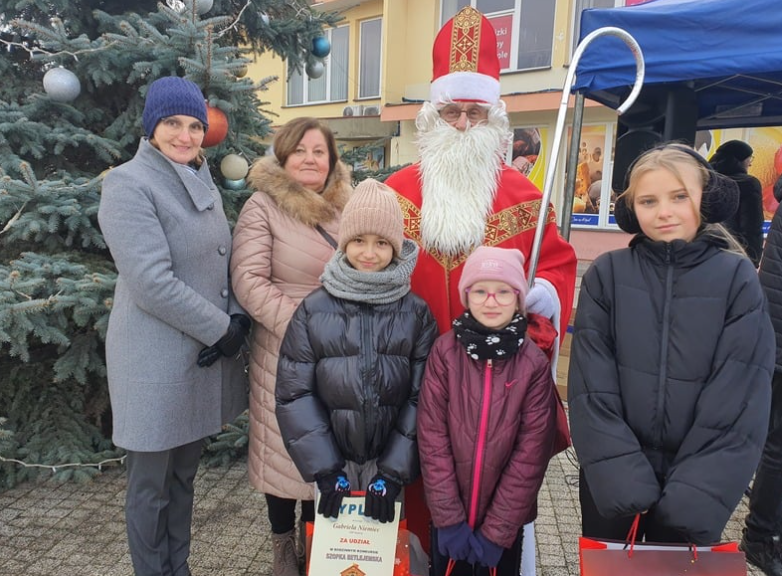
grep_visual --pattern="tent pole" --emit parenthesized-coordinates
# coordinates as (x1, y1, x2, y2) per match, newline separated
(560, 92, 586, 242)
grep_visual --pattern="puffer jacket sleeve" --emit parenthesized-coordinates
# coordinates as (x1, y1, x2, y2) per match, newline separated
(479, 348, 557, 549)
(275, 297, 345, 482)
(417, 335, 468, 528)
(377, 302, 439, 485)
(568, 256, 662, 518)
(655, 258, 773, 544)
(231, 193, 299, 339)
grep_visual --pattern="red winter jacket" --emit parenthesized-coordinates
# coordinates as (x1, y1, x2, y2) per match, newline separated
(417, 330, 557, 549)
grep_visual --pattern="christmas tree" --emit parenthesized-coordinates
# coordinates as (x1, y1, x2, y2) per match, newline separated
(0, 0, 340, 488)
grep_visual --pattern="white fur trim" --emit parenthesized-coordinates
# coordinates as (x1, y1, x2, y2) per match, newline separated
(430, 71, 500, 104)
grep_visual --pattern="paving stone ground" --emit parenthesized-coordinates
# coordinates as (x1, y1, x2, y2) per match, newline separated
(0, 442, 764, 576)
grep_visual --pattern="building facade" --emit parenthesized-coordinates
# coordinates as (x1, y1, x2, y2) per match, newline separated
(246, 0, 775, 261)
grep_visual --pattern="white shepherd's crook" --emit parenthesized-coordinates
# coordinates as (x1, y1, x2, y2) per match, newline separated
(527, 26, 645, 286)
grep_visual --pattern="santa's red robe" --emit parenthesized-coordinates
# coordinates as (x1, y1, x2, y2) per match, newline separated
(386, 162, 577, 554)
(388, 163, 576, 337)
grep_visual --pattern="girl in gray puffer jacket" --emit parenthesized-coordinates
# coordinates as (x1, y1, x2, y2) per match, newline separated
(276, 178, 438, 525)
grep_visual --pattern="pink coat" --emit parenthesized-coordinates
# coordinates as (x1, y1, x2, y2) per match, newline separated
(417, 331, 557, 548)
(231, 156, 352, 499)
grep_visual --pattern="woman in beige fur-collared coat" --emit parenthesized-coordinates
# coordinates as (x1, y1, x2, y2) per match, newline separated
(231, 117, 352, 576)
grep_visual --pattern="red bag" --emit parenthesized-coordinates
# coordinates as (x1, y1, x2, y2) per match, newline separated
(579, 515, 747, 575)
(551, 387, 571, 456)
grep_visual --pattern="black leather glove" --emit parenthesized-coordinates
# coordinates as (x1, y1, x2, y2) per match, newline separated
(197, 314, 250, 368)
(364, 474, 401, 523)
(197, 345, 221, 368)
(316, 471, 351, 519)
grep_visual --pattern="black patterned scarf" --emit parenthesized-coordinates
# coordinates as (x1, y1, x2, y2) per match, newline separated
(452, 311, 526, 361)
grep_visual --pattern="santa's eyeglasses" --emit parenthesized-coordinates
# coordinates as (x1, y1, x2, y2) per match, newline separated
(438, 104, 489, 124)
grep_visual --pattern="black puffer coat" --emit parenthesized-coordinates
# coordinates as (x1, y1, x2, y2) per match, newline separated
(568, 233, 773, 544)
(276, 287, 438, 485)
(759, 178, 782, 370)
(712, 163, 764, 266)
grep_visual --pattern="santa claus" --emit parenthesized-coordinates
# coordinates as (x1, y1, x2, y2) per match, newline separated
(388, 8, 576, 342)
(386, 6, 577, 575)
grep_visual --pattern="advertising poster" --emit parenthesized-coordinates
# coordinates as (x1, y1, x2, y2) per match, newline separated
(353, 146, 385, 172)
(568, 124, 608, 226)
(744, 126, 782, 228)
(510, 126, 547, 190)
(487, 14, 513, 70)
(309, 496, 401, 576)
(696, 127, 781, 233)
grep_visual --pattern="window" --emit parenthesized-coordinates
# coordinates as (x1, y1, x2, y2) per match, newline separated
(441, 0, 555, 72)
(287, 25, 349, 106)
(572, 0, 622, 55)
(359, 18, 382, 99)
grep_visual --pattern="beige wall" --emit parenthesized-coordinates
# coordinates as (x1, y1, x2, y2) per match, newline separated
(246, 0, 384, 128)
(382, 0, 439, 103)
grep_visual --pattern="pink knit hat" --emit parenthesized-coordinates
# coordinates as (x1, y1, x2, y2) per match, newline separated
(458, 246, 528, 310)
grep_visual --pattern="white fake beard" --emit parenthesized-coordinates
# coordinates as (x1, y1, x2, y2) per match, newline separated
(416, 102, 511, 256)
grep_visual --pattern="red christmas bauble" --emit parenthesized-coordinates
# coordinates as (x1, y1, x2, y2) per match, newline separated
(202, 105, 228, 148)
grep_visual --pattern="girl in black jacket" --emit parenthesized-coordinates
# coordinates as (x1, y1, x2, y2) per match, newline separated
(709, 140, 765, 266)
(276, 178, 438, 525)
(569, 144, 774, 545)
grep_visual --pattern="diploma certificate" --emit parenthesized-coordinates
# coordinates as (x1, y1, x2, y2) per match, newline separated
(309, 495, 401, 576)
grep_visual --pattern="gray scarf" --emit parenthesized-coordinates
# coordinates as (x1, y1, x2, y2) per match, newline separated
(320, 239, 419, 304)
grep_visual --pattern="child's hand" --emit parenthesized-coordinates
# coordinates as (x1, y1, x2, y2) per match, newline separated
(437, 522, 474, 561)
(364, 474, 401, 523)
(315, 471, 351, 518)
(475, 530, 505, 567)
(466, 533, 484, 565)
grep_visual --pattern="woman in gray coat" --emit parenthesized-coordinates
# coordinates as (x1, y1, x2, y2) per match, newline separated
(98, 76, 250, 576)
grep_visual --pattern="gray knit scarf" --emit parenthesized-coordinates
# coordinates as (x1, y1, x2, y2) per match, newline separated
(320, 239, 419, 304)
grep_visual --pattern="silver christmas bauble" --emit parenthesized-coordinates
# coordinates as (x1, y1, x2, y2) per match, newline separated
(223, 178, 246, 190)
(220, 154, 249, 180)
(260, 12, 270, 25)
(305, 60, 324, 80)
(196, 0, 213, 15)
(43, 68, 81, 102)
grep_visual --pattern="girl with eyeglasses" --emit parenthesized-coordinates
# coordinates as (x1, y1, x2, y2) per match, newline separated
(417, 246, 559, 576)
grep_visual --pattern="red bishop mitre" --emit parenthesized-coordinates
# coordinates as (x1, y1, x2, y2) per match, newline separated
(430, 6, 501, 105)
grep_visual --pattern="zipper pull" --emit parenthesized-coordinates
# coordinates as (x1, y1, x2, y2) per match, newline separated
(487, 359, 493, 370)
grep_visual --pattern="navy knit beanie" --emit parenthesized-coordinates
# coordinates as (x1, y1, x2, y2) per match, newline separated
(142, 77, 209, 137)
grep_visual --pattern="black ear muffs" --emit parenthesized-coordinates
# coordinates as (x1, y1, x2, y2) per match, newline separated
(613, 143, 739, 234)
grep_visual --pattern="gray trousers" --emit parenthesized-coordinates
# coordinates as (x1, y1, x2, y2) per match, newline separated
(125, 440, 202, 576)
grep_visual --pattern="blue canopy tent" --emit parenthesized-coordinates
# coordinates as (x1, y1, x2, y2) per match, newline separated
(573, 0, 782, 130)
(551, 0, 782, 238)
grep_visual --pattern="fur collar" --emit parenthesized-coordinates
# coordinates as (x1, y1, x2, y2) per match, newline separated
(246, 155, 352, 227)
